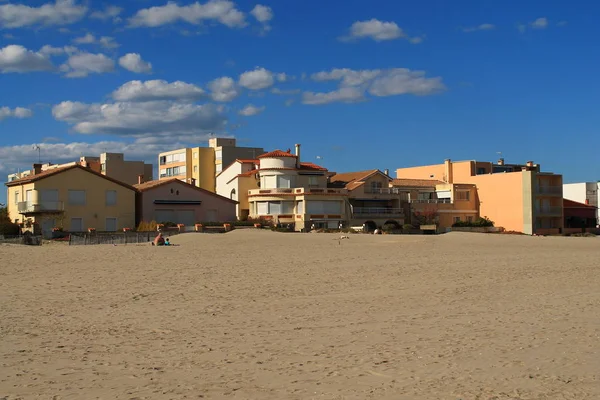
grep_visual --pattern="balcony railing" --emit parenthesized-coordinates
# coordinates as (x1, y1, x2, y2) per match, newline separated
(249, 187, 347, 196)
(353, 207, 403, 216)
(536, 186, 562, 195)
(535, 206, 562, 216)
(365, 187, 409, 195)
(18, 201, 64, 214)
(409, 198, 451, 204)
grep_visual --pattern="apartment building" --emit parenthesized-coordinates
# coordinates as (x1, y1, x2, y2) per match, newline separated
(158, 138, 264, 192)
(245, 144, 348, 230)
(7, 153, 152, 186)
(563, 181, 599, 223)
(5, 164, 136, 238)
(396, 158, 563, 235)
(216, 158, 260, 219)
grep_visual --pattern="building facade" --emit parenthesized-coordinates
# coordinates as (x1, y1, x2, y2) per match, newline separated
(7, 152, 152, 186)
(396, 158, 563, 235)
(246, 145, 348, 231)
(5, 164, 136, 237)
(563, 182, 599, 224)
(158, 138, 264, 192)
(134, 178, 237, 226)
(215, 159, 260, 220)
(563, 199, 598, 229)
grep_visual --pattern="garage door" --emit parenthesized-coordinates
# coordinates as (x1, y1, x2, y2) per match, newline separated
(177, 210, 195, 226)
(155, 209, 175, 224)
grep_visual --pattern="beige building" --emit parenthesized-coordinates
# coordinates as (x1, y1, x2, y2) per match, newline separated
(246, 144, 348, 231)
(7, 152, 152, 186)
(5, 164, 137, 237)
(158, 137, 264, 192)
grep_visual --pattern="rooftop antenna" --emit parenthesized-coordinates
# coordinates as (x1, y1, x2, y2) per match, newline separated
(496, 151, 503, 159)
(33, 144, 41, 163)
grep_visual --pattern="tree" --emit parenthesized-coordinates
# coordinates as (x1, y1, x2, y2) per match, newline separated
(0, 206, 20, 236)
(412, 206, 439, 226)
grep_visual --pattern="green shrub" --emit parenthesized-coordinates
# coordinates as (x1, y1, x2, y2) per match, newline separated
(0, 220, 20, 236)
(452, 216, 494, 228)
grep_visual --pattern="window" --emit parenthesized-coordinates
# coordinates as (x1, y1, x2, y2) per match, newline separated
(263, 175, 276, 189)
(68, 190, 86, 205)
(105, 218, 117, 232)
(71, 217, 83, 232)
(194, 152, 198, 159)
(371, 181, 383, 189)
(159, 168, 167, 178)
(282, 201, 294, 214)
(257, 202, 269, 215)
(159, 156, 167, 165)
(106, 190, 117, 206)
(308, 176, 319, 187)
(455, 191, 470, 201)
(14, 191, 19, 205)
(467, 216, 473, 223)
(417, 192, 433, 200)
(215, 150, 222, 161)
(297, 200, 304, 214)
(101, 163, 106, 172)
(454, 216, 461, 223)
(216, 164, 222, 173)
(307, 201, 342, 214)
(476, 167, 486, 175)
(270, 202, 282, 214)
(277, 175, 291, 188)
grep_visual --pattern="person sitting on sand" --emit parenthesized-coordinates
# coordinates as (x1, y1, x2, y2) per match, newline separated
(152, 232, 165, 246)
(165, 238, 171, 246)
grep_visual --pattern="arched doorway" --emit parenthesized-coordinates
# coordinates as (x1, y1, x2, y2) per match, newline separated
(230, 188, 236, 201)
(383, 220, 401, 230)
(364, 220, 377, 232)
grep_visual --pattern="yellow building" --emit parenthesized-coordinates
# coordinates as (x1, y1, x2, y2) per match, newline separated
(158, 137, 264, 192)
(5, 164, 136, 237)
(396, 158, 563, 235)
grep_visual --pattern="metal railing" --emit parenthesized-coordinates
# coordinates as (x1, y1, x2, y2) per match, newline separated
(536, 186, 562, 195)
(68, 231, 179, 246)
(365, 187, 410, 195)
(0, 234, 43, 246)
(17, 201, 64, 213)
(409, 198, 451, 204)
(535, 206, 562, 216)
(353, 207, 403, 215)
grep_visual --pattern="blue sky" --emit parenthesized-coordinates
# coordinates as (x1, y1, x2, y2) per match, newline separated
(1, 0, 599, 204)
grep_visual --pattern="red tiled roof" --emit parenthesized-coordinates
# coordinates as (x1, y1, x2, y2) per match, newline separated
(5, 164, 136, 191)
(236, 159, 259, 164)
(257, 150, 297, 158)
(238, 169, 258, 177)
(299, 162, 327, 171)
(329, 170, 380, 184)
(563, 199, 597, 209)
(391, 178, 444, 188)
(346, 181, 365, 191)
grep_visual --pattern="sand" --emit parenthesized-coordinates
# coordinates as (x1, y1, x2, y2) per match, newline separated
(1, 231, 600, 399)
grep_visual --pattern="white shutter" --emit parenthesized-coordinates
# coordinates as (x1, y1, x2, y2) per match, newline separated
(264, 176, 276, 189)
(278, 176, 291, 188)
(269, 202, 281, 214)
(68, 190, 86, 205)
(436, 190, 451, 199)
(106, 190, 117, 205)
(282, 201, 294, 214)
(296, 201, 304, 214)
(257, 202, 268, 215)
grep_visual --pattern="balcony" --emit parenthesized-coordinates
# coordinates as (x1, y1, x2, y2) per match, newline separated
(409, 198, 451, 204)
(536, 186, 562, 196)
(249, 187, 347, 196)
(365, 187, 409, 195)
(353, 207, 403, 216)
(18, 201, 64, 214)
(536, 206, 562, 216)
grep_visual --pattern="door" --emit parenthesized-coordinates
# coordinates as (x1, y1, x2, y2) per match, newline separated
(206, 209, 217, 222)
(177, 210, 195, 226)
(155, 210, 176, 224)
(71, 218, 83, 232)
(41, 219, 55, 239)
(105, 218, 117, 232)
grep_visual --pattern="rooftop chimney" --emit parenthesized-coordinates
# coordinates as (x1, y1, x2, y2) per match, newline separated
(295, 143, 301, 167)
(384, 169, 389, 176)
(33, 163, 42, 175)
(497, 158, 505, 165)
(526, 161, 534, 167)
(137, 174, 144, 185)
(444, 159, 453, 184)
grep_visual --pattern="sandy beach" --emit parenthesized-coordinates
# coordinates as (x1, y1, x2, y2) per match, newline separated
(1, 230, 599, 399)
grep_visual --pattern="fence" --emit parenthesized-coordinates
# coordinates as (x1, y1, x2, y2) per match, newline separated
(0, 234, 43, 246)
(68, 231, 178, 246)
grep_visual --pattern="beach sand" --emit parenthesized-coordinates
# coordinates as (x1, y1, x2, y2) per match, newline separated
(1, 231, 599, 399)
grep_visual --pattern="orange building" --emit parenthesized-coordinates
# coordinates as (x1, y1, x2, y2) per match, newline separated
(396, 158, 563, 235)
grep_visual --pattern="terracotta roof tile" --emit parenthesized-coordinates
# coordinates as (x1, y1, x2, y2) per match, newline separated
(563, 199, 597, 209)
(391, 178, 444, 188)
(236, 159, 259, 164)
(238, 169, 258, 177)
(329, 170, 379, 184)
(299, 162, 327, 171)
(346, 181, 365, 191)
(257, 150, 297, 158)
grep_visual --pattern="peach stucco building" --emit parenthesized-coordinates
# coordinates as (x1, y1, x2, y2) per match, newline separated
(396, 159, 564, 235)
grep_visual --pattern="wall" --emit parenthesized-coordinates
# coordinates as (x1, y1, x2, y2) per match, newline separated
(34, 168, 136, 231)
(190, 147, 216, 192)
(139, 181, 236, 224)
(563, 182, 587, 204)
(6, 183, 33, 224)
(101, 153, 152, 186)
(158, 148, 187, 181)
(219, 146, 264, 173)
(396, 160, 475, 182)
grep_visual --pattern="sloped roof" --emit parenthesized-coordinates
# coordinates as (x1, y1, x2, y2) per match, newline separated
(391, 178, 444, 188)
(563, 199, 597, 209)
(299, 162, 327, 171)
(257, 150, 297, 158)
(236, 159, 259, 164)
(5, 164, 136, 191)
(134, 178, 238, 204)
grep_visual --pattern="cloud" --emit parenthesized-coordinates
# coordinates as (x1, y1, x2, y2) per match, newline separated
(341, 18, 421, 43)
(530, 17, 548, 29)
(60, 52, 115, 78)
(276, 73, 288, 82)
(250, 4, 272, 32)
(89, 5, 122, 22)
(73, 33, 120, 49)
(39, 44, 78, 56)
(271, 87, 300, 95)
(0, 0, 87, 29)
(207, 76, 239, 101)
(304, 67, 445, 104)
(557, 21, 568, 27)
(112, 80, 205, 102)
(462, 23, 495, 32)
(118, 53, 153, 73)
(238, 67, 274, 90)
(238, 104, 265, 116)
(52, 100, 227, 137)
(128, 0, 246, 29)
(302, 87, 365, 105)
(0, 106, 33, 120)
(0, 44, 54, 73)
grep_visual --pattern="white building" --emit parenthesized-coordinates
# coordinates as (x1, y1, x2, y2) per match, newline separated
(563, 181, 599, 222)
(216, 158, 259, 220)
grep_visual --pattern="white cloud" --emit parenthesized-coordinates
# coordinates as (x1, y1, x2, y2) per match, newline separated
(0, 44, 53, 73)
(89, 5, 122, 22)
(530, 17, 548, 29)
(60, 52, 115, 78)
(276, 72, 288, 82)
(557, 21, 568, 27)
(342, 18, 422, 43)
(112, 80, 205, 102)
(73, 33, 119, 49)
(238, 104, 265, 116)
(0, 106, 33, 120)
(52, 100, 227, 137)
(271, 87, 300, 95)
(462, 23, 495, 32)
(39, 44, 77, 56)
(207, 76, 239, 101)
(250, 4, 272, 32)
(0, 0, 87, 29)
(128, 0, 246, 29)
(238, 67, 274, 90)
(118, 53, 153, 74)
(304, 67, 445, 104)
(302, 87, 365, 105)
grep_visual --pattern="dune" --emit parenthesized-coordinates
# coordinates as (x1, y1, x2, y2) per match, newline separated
(1, 231, 599, 399)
